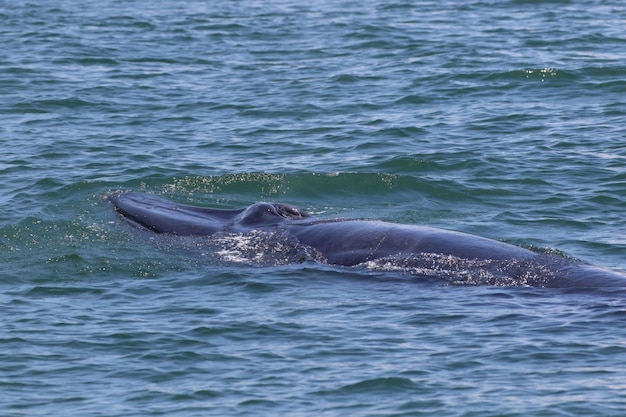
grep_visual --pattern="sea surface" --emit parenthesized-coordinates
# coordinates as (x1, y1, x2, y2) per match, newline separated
(2, 0, 626, 415)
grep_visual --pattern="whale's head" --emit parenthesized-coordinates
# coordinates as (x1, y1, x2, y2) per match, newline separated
(234, 202, 309, 227)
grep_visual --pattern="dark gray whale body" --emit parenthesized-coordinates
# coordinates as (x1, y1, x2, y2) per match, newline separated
(108, 192, 626, 288)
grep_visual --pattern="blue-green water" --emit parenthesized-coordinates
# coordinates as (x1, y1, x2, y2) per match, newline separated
(2, 0, 626, 415)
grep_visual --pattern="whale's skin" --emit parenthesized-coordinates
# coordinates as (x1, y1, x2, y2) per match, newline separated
(107, 192, 626, 288)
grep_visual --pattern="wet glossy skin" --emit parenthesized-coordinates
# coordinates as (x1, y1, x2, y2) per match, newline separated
(108, 192, 626, 288)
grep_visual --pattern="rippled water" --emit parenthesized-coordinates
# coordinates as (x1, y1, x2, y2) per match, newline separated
(2, 0, 626, 415)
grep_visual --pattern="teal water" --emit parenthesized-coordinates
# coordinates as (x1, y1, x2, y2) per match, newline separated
(2, 0, 626, 415)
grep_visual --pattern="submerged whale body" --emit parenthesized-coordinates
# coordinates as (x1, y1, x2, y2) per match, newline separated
(107, 192, 626, 288)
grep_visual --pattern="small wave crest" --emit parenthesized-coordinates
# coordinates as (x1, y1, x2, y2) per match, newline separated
(209, 229, 324, 266)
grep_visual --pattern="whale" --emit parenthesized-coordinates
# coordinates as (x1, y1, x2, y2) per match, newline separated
(107, 192, 626, 288)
